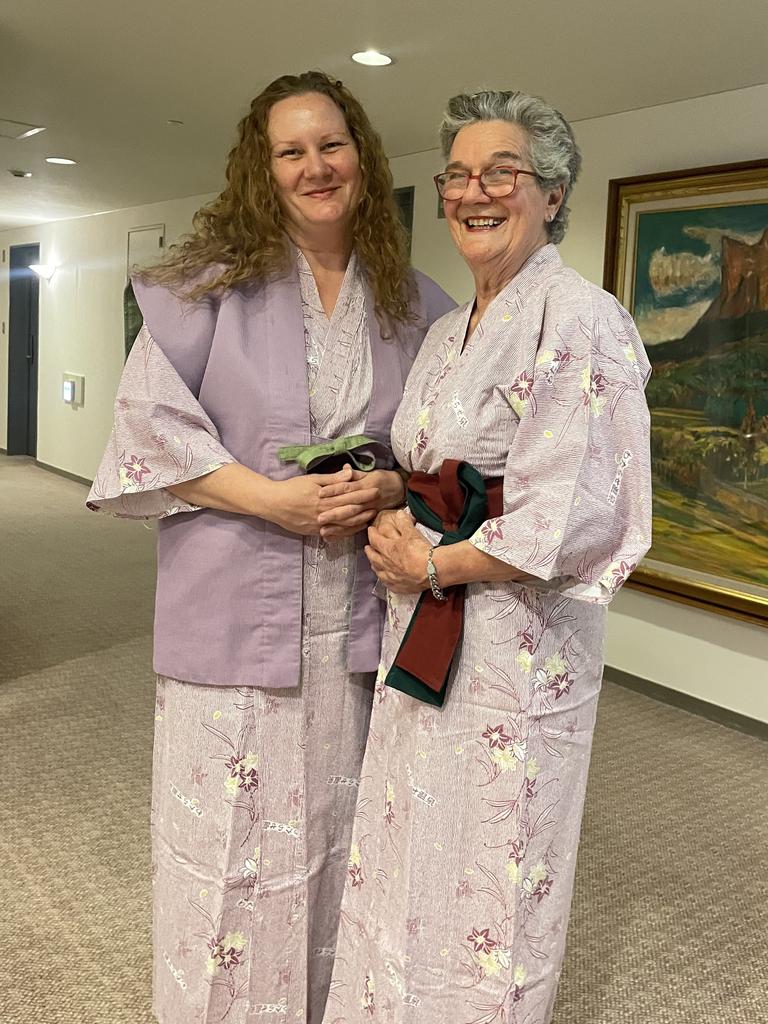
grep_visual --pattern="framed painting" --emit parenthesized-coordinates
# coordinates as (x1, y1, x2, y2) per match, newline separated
(604, 159, 768, 626)
(393, 186, 415, 254)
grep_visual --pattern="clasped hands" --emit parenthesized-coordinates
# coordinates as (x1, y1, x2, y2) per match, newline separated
(274, 463, 403, 539)
(274, 464, 431, 594)
(319, 467, 432, 594)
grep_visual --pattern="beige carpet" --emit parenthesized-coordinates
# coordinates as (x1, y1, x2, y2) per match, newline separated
(1, 455, 766, 1023)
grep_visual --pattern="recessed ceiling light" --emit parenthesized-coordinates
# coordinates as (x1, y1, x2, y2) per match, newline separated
(8, 169, 32, 178)
(167, 119, 185, 126)
(0, 118, 46, 140)
(351, 50, 392, 66)
(46, 157, 77, 165)
(17, 126, 46, 139)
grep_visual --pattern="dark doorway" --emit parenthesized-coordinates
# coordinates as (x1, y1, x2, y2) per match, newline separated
(7, 243, 40, 456)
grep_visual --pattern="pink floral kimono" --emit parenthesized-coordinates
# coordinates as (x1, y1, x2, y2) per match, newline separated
(322, 245, 652, 1024)
(87, 251, 454, 1024)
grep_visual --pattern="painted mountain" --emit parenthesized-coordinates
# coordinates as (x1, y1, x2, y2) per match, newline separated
(647, 227, 768, 364)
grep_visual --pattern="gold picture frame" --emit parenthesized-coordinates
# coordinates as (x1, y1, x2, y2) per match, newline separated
(603, 159, 768, 627)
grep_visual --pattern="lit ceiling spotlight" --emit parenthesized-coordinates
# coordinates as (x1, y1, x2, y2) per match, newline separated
(0, 119, 46, 140)
(8, 169, 32, 178)
(29, 263, 57, 281)
(46, 156, 77, 165)
(18, 126, 46, 139)
(351, 50, 393, 66)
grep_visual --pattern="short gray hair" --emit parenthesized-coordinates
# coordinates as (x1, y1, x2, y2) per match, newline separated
(439, 90, 581, 244)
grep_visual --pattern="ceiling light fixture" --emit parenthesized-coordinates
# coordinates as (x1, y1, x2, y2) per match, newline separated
(8, 169, 32, 178)
(0, 118, 46, 140)
(351, 50, 392, 66)
(166, 119, 185, 126)
(46, 156, 77, 165)
(29, 263, 57, 281)
(17, 126, 46, 139)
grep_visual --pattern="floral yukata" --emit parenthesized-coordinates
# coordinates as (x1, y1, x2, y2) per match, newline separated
(91, 252, 379, 1024)
(322, 245, 652, 1024)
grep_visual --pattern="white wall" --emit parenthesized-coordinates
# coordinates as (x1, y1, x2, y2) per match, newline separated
(0, 193, 214, 471)
(391, 83, 768, 722)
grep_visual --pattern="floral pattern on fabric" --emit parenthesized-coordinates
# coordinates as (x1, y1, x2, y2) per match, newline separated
(87, 324, 236, 518)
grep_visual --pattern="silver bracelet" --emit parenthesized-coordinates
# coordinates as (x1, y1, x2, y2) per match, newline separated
(427, 546, 447, 602)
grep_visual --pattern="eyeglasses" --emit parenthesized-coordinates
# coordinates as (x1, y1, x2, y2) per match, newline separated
(433, 166, 538, 200)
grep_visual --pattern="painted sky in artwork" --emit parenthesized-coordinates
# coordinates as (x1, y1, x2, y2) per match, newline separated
(632, 201, 768, 344)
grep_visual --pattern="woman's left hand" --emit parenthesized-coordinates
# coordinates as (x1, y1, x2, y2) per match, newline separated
(317, 468, 405, 539)
(365, 509, 431, 594)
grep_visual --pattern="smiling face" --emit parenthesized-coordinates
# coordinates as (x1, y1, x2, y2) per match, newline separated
(268, 91, 362, 245)
(443, 120, 563, 281)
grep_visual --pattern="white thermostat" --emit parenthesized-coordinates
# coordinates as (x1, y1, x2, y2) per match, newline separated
(62, 373, 85, 406)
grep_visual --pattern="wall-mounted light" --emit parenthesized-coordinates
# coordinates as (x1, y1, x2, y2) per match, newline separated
(29, 263, 57, 281)
(351, 50, 393, 66)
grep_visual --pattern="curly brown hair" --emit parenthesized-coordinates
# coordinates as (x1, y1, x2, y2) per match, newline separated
(139, 71, 415, 326)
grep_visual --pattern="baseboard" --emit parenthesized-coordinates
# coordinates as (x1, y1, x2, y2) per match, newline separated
(34, 459, 92, 488)
(605, 666, 768, 741)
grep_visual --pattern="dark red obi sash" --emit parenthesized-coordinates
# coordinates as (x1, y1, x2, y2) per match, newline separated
(385, 459, 504, 707)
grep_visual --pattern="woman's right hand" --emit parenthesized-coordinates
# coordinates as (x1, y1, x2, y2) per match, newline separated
(266, 465, 359, 536)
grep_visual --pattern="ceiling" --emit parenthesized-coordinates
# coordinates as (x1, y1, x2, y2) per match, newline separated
(1, 0, 767, 231)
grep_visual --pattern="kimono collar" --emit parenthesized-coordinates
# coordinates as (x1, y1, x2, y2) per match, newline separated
(498, 242, 562, 300)
(456, 243, 563, 337)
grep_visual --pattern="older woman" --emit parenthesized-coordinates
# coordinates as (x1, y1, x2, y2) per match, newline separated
(87, 72, 453, 1024)
(321, 91, 651, 1023)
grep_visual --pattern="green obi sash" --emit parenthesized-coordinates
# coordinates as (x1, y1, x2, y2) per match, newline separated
(277, 434, 391, 474)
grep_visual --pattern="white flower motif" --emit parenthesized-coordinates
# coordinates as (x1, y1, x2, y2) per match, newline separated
(494, 947, 511, 970)
(348, 843, 361, 868)
(514, 963, 527, 986)
(506, 861, 520, 883)
(533, 668, 550, 691)
(243, 848, 260, 879)
(512, 742, 527, 763)
(526, 758, 540, 780)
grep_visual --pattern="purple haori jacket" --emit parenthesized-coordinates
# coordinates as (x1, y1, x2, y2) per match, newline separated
(120, 266, 454, 689)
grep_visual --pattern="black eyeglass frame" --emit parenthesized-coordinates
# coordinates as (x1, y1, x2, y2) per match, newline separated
(433, 166, 539, 200)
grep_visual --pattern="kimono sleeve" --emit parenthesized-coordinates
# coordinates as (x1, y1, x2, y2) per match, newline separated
(469, 286, 653, 603)
(86, 323, 236, 519)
